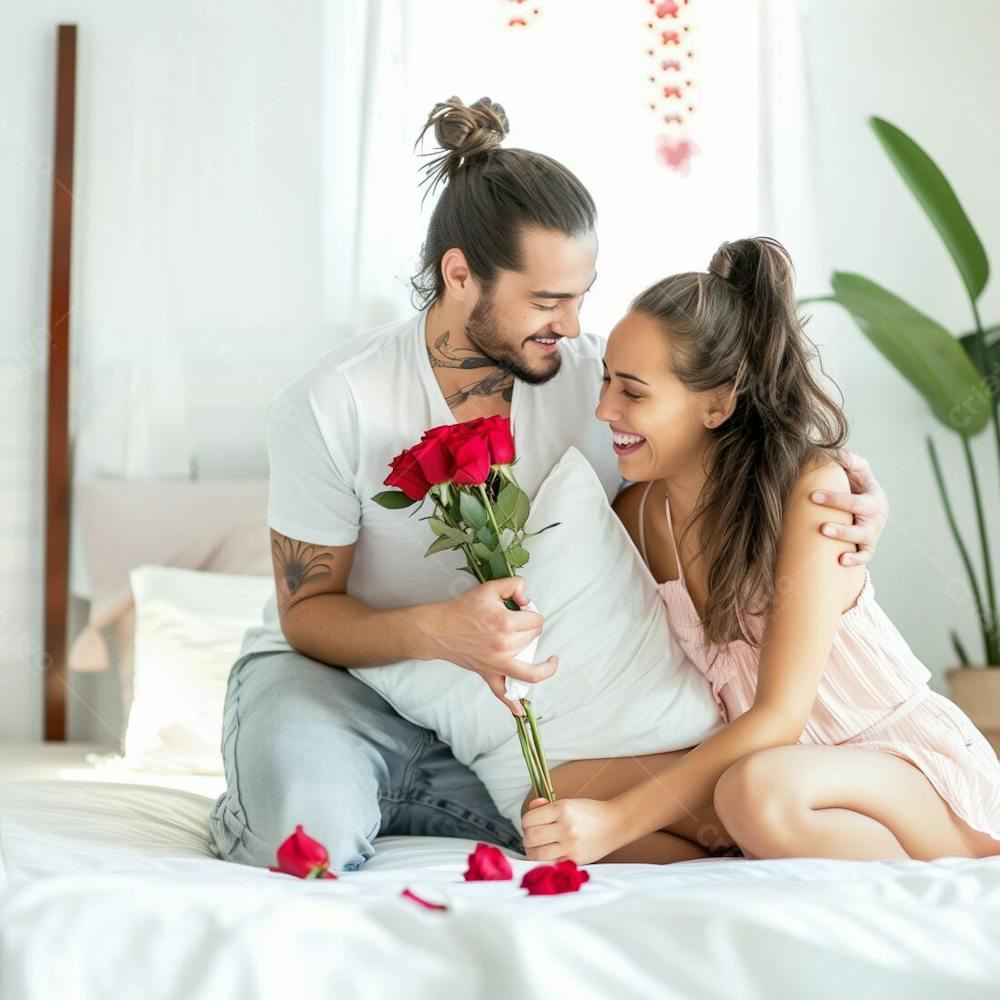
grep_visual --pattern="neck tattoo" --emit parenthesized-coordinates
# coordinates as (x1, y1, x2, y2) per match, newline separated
(427, 329, 514, 410)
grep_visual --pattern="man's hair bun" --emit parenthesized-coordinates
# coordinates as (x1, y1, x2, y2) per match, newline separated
(415, 96, 510, 197)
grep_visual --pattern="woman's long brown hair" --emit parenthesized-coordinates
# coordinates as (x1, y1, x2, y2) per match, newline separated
(631, 237, 849, 649)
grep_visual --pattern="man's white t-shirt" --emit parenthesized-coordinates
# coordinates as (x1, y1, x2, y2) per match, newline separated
(240, 307, 629, 659)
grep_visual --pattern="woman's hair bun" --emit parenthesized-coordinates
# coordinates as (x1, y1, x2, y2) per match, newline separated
(707, 242, 736, 282)
(415, 96, 510, 197)
(707, 237, 793, 302)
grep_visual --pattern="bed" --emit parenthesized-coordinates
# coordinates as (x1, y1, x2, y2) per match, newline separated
(4, 744, 1000, 1000)
(9, 23, 1000, 1000)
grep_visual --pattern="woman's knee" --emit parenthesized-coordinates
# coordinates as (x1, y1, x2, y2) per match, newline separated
(713, 750, 804, 850)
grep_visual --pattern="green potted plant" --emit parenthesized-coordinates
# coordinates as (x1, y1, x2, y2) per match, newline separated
(802, 116, 1000, 752)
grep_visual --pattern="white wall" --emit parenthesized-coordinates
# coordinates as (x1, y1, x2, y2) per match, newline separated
(801, 0, 1000, 685)
(0, 1, 328, 741)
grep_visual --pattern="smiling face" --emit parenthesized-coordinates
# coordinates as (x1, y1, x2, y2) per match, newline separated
(595, 310, 728, 481)
(457, 226, 598, 385)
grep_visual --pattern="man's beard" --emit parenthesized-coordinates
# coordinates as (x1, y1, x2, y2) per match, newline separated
(465, 293, 561, 387)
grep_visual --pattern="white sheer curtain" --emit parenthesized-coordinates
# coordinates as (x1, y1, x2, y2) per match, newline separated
(757, 0, 837, 379)
(386, 0, 823, 342)
(319, 0, 420, 334)
(69, 0, 826, 486)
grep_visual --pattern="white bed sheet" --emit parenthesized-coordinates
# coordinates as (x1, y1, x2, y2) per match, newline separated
(2, 746, 1000, 1000)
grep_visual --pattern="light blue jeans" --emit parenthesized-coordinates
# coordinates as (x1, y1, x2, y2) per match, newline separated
(208, 648, 524, 871)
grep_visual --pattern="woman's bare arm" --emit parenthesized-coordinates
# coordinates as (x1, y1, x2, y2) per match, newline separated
(612, 458, 866, 840)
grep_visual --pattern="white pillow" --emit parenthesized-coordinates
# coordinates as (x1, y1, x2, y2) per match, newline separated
(349, 445, 724, 833)
(123, 565, 274, 773)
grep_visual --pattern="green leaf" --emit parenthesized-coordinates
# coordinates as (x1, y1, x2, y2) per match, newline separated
(950, 629, 971, 667)
(428, 518, 467, 544)
(958, 323, 1000, 382)
(476, 525, 497, 549)
(459, 491, 487, 529)
(824, 272, 991, 436)
(471, 542, 493, 560)
(370, 490, 417, 509)
(506, 543, 529, 568)
(492, 483, 520, 530)
(488, 552, 510, 579)
(869, 116, 989, 302)
(511, 489, 531, 532)
(424, 535, 461, 557)
(523, 521, 562, 538)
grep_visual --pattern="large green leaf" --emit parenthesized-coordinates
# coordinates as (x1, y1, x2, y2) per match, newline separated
(959, 323, 1000, 382)
(823, 272, 991, 436)
(870, 116, 989, 301)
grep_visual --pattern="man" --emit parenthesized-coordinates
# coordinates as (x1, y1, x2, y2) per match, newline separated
(208, 96, 888, 870)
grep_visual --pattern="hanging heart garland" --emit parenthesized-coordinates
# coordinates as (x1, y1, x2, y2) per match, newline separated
(644, 0, 699, 175)
(503, 0, 542, 29)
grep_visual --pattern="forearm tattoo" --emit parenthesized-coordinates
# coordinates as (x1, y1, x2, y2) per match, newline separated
(427, 330, 514, 408)
(272, 535, 333, 595)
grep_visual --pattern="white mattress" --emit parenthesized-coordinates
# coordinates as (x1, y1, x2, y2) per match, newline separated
(2, 745, 1000, 999)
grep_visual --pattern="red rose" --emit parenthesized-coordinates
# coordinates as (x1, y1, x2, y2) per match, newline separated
(268, 824, 338, 879)
(385, 448, 433, 500)
(520, 859, 590, 895)
(420, 423, 456, 442)
(410, 435, 456, 485)
(383, 416, 514, 498)
(448, 425, 492, 485)
(463, 842, 514, 881)
(480, 415, 515, 465)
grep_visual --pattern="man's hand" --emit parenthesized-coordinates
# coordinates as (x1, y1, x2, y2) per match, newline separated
(420, 577, 559, 717)
(812, 449, 889, 567)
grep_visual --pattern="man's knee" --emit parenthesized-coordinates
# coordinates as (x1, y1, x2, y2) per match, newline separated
(210, 650, 414, 871)
(211, 761, 383, 871)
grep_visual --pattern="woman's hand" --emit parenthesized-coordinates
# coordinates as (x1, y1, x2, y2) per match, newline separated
(813, 449, 889, 567)
(521, 796, 630, 865)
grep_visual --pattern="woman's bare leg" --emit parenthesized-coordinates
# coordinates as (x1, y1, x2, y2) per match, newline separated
(525, 749, 741, 863)
(598, 830, 711, 863)
(713, 744, 1000, 861)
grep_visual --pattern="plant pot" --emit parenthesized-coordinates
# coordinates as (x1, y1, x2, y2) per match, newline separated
(946, 666, 1000, 756)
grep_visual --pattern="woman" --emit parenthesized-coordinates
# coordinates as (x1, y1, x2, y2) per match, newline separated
(521, 236, 1000, 865)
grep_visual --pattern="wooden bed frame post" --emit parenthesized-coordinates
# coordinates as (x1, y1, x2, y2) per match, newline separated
(43, 24, 77, 741)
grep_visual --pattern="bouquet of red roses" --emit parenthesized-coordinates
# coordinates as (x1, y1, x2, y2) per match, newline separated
(372, 415, 558, 803)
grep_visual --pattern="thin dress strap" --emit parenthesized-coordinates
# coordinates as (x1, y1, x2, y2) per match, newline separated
(637, 480, 655, 570)
(664, 492, 687, 587)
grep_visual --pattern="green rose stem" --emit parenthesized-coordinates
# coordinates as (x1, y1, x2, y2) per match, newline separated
(430, 487, 486, 584)
(518, 711, 548, 800)
(515, 714, 544, 800)
(475, 483, 557, 802)
(433, 481, 558, 805)
(476, 482, 519, 610)
(523, 699, 556, 802)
